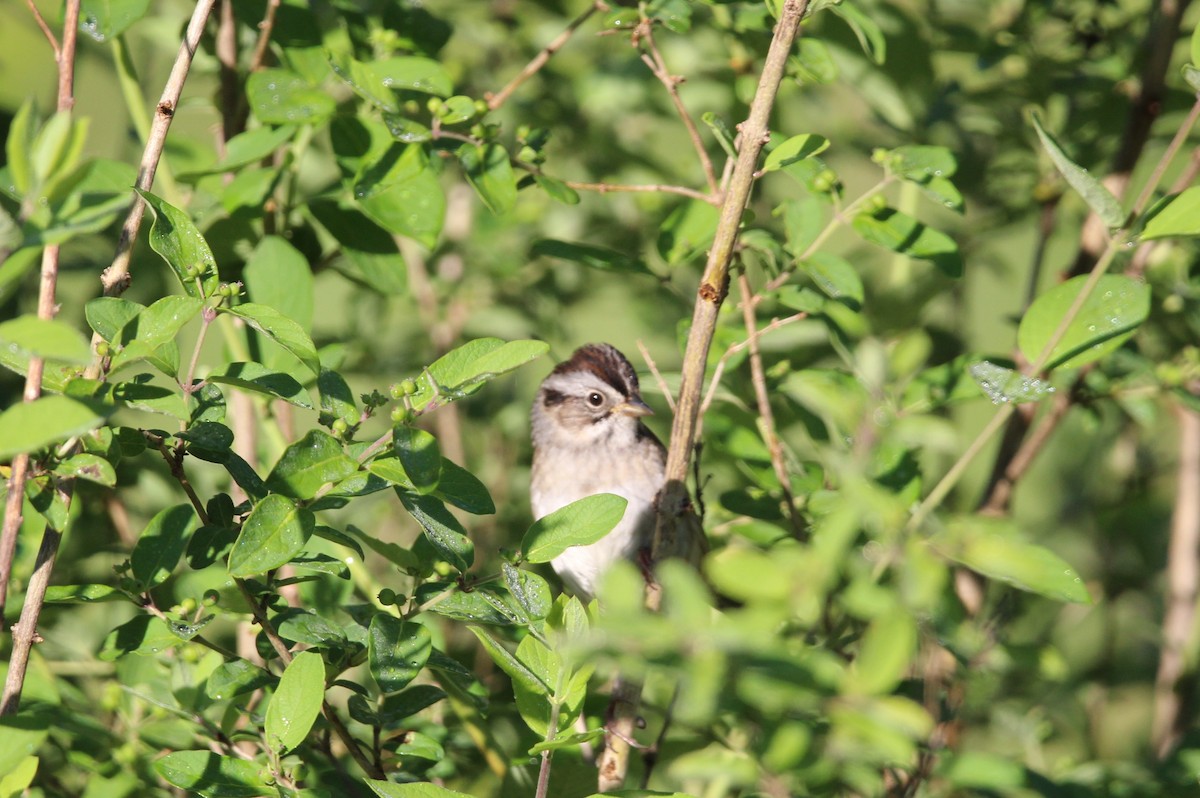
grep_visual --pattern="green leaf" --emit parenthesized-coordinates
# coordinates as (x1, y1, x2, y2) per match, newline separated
(531, 239, 652, 275)
(317, 369, 358, 426)
(244, 236, 313, 330)
(80, 0, 151, 41)
(397, 491, 474, 572)
(0, 755, 38, 796)
(130, 504, 198, 588)
(434, 459, 495, 515)
(657, 201, 719, 264)
(357, 168, 445, 249)
(99, 614, 185, 659)
(1141, 186, 1200, 240)
(533, 174, 579, 204)
(844, 606, 917, 695)
(109, 295, 204, 375)
(1017, 274, 1150, 370)
(189, 125, 296, 175)
(801, 253, 863, 309)
(852, 208, 962, 278)
(416, 582, 523, 625)
(206, 657, 274, 700)
(366, 781, 474, 798)
(466, 626, 551, 696)
(502, 562, 552, 622)
(410, 338, 550, 412)
(459, 144, 517, 215)
(0, 316, 92, 364)
(0, 710, 49, 788)
(368, 614, 432, 693)
(968, 361, 1055, 405)
(247, 69, 336, 125)
(228, 494, 316, 578)
(933, 518, 1091, 603)
(86, 297, 143, 342)
(206, 660, 274, 701)
(309, 200, 408, 295)
(701, 111, 738, 158)
(5, 100, 36, 196)
(529, 728, 605, 755)
(265, 429, 359, 500)
(221, 302, 321, 375)
(436, 95, 478, 124)
(136, 190, 220, 298)
(154, 751, 271, 798)
(52, 452, 116, 486)
(790, 38, 838, 84)
(1031, 113, 1124, 229)
(762, 134, 829, 173)
(830, 0, 886, 64)
(207, 362, 313, 409)
(521, 494, 628, 564)
(334, 56, 453, 101)
(0, 396, 108, 460)
(264, 651, 325, 754)
(379, 685, 448, 725)
(393, 426, 441, 494)
(30, 112, 80, 188)
(43, 583, 125, 603)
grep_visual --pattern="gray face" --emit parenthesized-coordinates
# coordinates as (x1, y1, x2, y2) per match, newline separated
(532, 343, 651, 450)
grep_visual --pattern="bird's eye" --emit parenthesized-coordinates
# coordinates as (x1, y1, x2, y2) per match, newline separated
(586, 392, 605, 407)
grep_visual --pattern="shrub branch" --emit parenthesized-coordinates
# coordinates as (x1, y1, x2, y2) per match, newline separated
(596, 1, 808, 789)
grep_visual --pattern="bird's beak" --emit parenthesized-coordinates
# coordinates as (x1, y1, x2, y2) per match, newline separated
(614, 397, 654, 417)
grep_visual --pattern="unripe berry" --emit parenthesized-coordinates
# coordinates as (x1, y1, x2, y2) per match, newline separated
(378, 588, 397, 606)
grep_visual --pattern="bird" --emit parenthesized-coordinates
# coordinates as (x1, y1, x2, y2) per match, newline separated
(530, 343, 675, 600)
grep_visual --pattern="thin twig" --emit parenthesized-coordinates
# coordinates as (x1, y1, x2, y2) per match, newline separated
(597, 1, 809, 789)
(906, 93, 1200, 536)
(737, 272, 804, 538)
(235, 579, 384, 777)
(1152, 393, 1200, 758)
(248, 0, 281, 72)
(638, 23, 718, 195)
(979, 384, 1077, 515)
(562, 179, 717, 204)
(102, 0, 219, 298)
(0, 0, 79, 693)
(488, 1, 605, 111)
(698, 312, 808, 417)
(23, 0, 60, 59)
(636, 340, 676, 413)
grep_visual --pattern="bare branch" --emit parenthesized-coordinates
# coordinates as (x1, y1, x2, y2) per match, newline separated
(487, 1, 606, 111)
(248, 0, 281, 72)
(23, 0, 60, 59)
(638, 23, 719, 195)
(737, 272, 804, 538)
(102, 0, 219, 298)
(636, 339, 676, 413)
(1153, 394, 1200, 758)
(597, 1, 809, 788)
(562, 179, 717, 204)
(0, 0, 80, 704)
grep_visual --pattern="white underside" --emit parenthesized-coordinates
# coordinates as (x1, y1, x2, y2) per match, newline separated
(530, 445, 663, 600)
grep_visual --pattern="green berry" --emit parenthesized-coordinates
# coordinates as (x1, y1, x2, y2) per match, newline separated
(474, 99, 489, 116)
(202, 589, 220, 607)
(378, 588, 397, 606)
(426, 97, 443, 114)
(400, 378, 417, 396)
(332, 418, 349, 436)
(391, 406, 412, 424)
